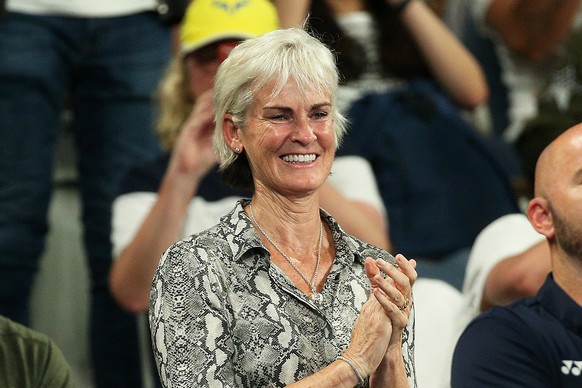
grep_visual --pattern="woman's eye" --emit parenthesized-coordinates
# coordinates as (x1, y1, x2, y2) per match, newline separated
(313, 111, 329, 119)
(268, 114, 288, 121)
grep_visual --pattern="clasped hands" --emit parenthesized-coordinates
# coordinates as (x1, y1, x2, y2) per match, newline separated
(343, 254, 417, 381)
(366, 254, 415, 318)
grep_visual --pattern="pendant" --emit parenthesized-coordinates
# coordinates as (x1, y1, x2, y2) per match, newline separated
(311, 292, 323, 305)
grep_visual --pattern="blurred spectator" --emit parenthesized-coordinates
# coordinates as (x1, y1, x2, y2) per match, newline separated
(460, 213, 549, 325)
(0, 1, 172, 386)
(471, 0, 580, 141)
(471, 0, 582, 195)
(295, 0, 488, 112)
(0, 315, 77, 388)
(517, 26, 582, 195)
(442, 0, 510, 137)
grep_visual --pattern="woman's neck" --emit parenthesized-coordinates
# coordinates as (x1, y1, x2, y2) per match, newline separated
(247, 192, 322, 257)
(246, 194, 336, 297)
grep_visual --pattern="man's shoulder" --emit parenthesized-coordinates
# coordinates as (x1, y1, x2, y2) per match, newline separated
(465, 296, 549, 337)
(0, 315, 52, 347)
(453, 294, 582, 387)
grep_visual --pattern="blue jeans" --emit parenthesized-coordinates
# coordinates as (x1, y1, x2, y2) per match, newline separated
(0, 11, 170, 387)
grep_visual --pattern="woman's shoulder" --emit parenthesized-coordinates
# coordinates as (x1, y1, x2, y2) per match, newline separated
(161, 200, 255, 267)
(164, 220, 232, 259)
(155, 224, 234, 286)
(352, 239, 396, 265)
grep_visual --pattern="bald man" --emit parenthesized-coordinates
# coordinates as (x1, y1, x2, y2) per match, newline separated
(451, 123, 582, 388)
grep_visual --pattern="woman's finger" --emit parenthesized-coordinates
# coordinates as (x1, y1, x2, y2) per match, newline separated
(375, 255, 417, 293)
(364, 257, 380, 288)
(371, 255, 416, 317)
(394, 254, 418, 287)
(372, 287, 408, 327)
(372, 271, 408, 313)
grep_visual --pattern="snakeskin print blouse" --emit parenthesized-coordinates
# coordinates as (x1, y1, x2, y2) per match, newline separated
(149, 199, 416, 387)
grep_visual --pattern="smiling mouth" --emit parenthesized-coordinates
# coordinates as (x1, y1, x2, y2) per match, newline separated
(281, 154, 317, 163)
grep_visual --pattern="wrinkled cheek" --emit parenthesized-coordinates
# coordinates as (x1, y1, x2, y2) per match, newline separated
(318, 125, 336, 148)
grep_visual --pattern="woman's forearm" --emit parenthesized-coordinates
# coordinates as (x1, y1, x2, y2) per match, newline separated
(399, 0, 489, 109)
(369, 347, 409, 387)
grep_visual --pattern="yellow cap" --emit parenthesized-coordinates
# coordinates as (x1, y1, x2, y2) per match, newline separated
(180, 0, 280, 55)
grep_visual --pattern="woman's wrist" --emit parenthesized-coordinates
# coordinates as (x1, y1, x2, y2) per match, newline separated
(337, 355, 366, 386)
(387, 333, 405, 357)
(384, 344, 404, 371)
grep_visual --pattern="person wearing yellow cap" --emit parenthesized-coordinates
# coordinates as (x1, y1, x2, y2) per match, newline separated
(109, 0, 391, 382)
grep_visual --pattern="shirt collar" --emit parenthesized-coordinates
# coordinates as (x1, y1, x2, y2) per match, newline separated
(220, 199, 372, 267)
(537, 273, 582, 336)
(218, 199, 261, 263)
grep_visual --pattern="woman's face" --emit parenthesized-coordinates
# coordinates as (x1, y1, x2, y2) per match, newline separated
(238, 80, 336, 197)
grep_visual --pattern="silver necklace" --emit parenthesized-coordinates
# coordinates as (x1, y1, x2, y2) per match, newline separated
(248, 203, 324, 305)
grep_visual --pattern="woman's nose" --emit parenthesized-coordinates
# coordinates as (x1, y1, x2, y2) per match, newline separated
(291, 118, 317, 143)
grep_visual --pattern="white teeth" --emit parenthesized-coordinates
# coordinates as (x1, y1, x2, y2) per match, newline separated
(282, 154, 316, 163)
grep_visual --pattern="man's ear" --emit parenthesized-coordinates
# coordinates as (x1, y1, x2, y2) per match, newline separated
(527, 197, 555, 239)
(222, 113, 243, 153)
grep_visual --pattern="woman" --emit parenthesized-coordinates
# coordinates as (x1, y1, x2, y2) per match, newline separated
(149, 28, 417, 387)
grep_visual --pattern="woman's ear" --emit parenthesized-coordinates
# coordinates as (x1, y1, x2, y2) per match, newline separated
(222, 113, 243, 154)
(527, 197, 555, 240)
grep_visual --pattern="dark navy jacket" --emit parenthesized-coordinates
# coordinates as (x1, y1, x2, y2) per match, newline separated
(452, 274, 582, 387)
